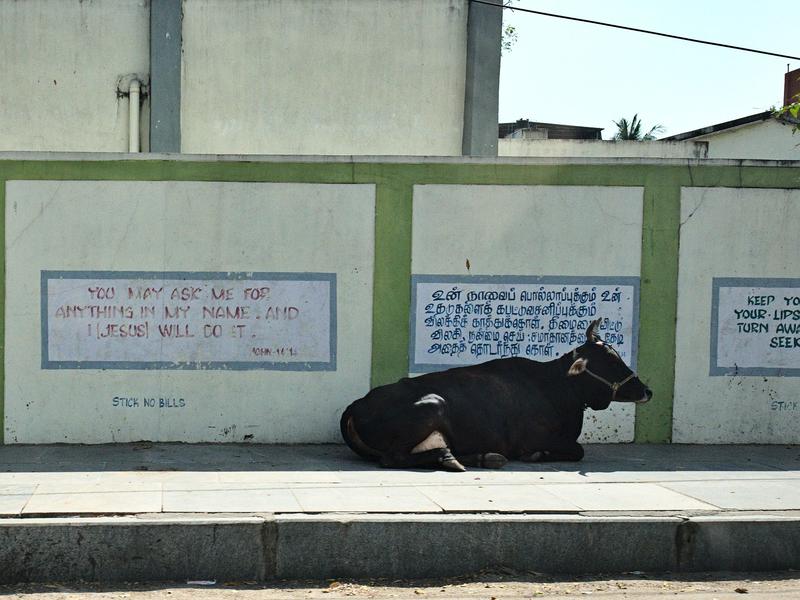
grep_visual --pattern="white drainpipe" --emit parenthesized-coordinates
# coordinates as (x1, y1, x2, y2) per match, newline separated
(128, 79, 140, 153)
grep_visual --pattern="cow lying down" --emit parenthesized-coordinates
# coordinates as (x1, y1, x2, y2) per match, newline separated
(340, 318, 651, 472)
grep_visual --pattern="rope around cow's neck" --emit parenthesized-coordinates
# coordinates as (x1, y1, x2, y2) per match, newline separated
(571, 349, 635, 402)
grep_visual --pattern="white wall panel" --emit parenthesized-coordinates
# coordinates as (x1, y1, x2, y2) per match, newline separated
(5, 181, 375, 443)
(674, 187, 800, 443)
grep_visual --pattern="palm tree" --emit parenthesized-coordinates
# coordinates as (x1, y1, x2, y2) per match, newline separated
(612, 114, 665, 140)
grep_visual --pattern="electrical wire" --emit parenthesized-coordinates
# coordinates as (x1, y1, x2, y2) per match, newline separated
(472, 0, 800, 61)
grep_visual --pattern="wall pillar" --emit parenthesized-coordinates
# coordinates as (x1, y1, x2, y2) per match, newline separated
(150, 0, 182, 153)
(462, 0, 503, 157)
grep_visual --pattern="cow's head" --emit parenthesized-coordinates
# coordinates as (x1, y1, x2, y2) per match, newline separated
(567, 318, 652, 410)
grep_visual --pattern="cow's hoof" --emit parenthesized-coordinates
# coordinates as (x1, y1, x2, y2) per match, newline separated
(522, 451, 545, 463)
(440, 457, 466, 472)
(479, 453, 507, 469)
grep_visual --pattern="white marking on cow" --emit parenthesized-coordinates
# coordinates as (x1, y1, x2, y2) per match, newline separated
(413, 394, 443, 407)
(412, 430, 447, 454)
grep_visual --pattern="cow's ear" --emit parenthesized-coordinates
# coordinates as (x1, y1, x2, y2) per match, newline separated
(568, 358, 588, 376)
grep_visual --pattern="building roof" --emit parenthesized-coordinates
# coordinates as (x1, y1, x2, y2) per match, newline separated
(663, 111, 774, 141)
(499, 119, 603, 140)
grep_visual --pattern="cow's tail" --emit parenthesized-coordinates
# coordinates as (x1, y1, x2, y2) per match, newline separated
(340, 406, 380, 460)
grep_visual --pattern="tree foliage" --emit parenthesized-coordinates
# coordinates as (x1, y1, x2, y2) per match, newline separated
(501, 0, 518, 54)
(502, 23, 518, 54)
(612, 114, 665, 140)
(774, 85, 800, 134)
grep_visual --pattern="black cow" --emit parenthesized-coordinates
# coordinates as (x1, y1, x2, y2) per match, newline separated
(340, 318, 651, 471)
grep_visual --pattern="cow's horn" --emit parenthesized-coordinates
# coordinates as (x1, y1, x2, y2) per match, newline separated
(586, 318, 602, 343)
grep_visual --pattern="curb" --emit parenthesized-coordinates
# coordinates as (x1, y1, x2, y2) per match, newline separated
(3, 513, 800, 583)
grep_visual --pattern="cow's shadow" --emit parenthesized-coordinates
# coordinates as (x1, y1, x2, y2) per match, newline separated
(1, 442, 798, 474)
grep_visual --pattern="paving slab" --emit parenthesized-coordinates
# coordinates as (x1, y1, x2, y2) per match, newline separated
(217, 470, 342, 484)
(541, 482, 719, 511)
(335, 468, 585, 486)
(292, 485, 444, 513)
(22, 481, 163, 515)
(662, 479, 800, 510)
(0, 485, 34, 516)
(578, 468, 800, 482)
(163, 482, 303, 513)
(419, 483, 580, 512)
(0, 471, 104, 485)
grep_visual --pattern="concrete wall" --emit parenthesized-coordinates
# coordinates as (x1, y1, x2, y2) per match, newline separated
(498, 139, 709, 159)
(1, 155, 799, 445)
(1, 0, 470, 156)
(0, 0, 149, 152)
(690, 119, 800, 160)
(180, 0, 467, 155)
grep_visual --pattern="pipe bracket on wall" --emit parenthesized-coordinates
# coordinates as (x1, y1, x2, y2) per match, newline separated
(116, 73, 149, 153)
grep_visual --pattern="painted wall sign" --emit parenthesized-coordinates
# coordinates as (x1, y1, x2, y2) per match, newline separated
(410, 275, 639, 372)
(41, 271, 336, 370)
(710, 277, 800, 376)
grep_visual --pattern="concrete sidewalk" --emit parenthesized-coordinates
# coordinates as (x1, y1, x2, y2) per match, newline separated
(1, 443, 800, 582)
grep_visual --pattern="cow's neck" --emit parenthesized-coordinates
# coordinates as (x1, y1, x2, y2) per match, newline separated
(556, 349, 617, 410)
(547, 351, 611, 409)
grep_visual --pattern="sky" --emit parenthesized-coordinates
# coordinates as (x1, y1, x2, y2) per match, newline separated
(498, 0, 799, 139)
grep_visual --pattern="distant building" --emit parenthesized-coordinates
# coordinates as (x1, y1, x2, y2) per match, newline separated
(661, 69, 800, 161)
(662, 110, 798, 160)
(499, 119, 603, 140)
(498, 118, 707, 159)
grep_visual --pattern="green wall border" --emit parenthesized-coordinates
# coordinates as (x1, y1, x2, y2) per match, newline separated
(1, 158, 798, 445)
(0, 174, 4, 444)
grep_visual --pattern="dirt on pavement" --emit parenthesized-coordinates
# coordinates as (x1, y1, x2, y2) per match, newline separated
(3, 571, 800, 599)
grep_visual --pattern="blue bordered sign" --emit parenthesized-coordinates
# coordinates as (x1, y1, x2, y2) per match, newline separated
(41, 270, 336, 371)
(410, 274, 640, 373)
(710, 277, 800, 377)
